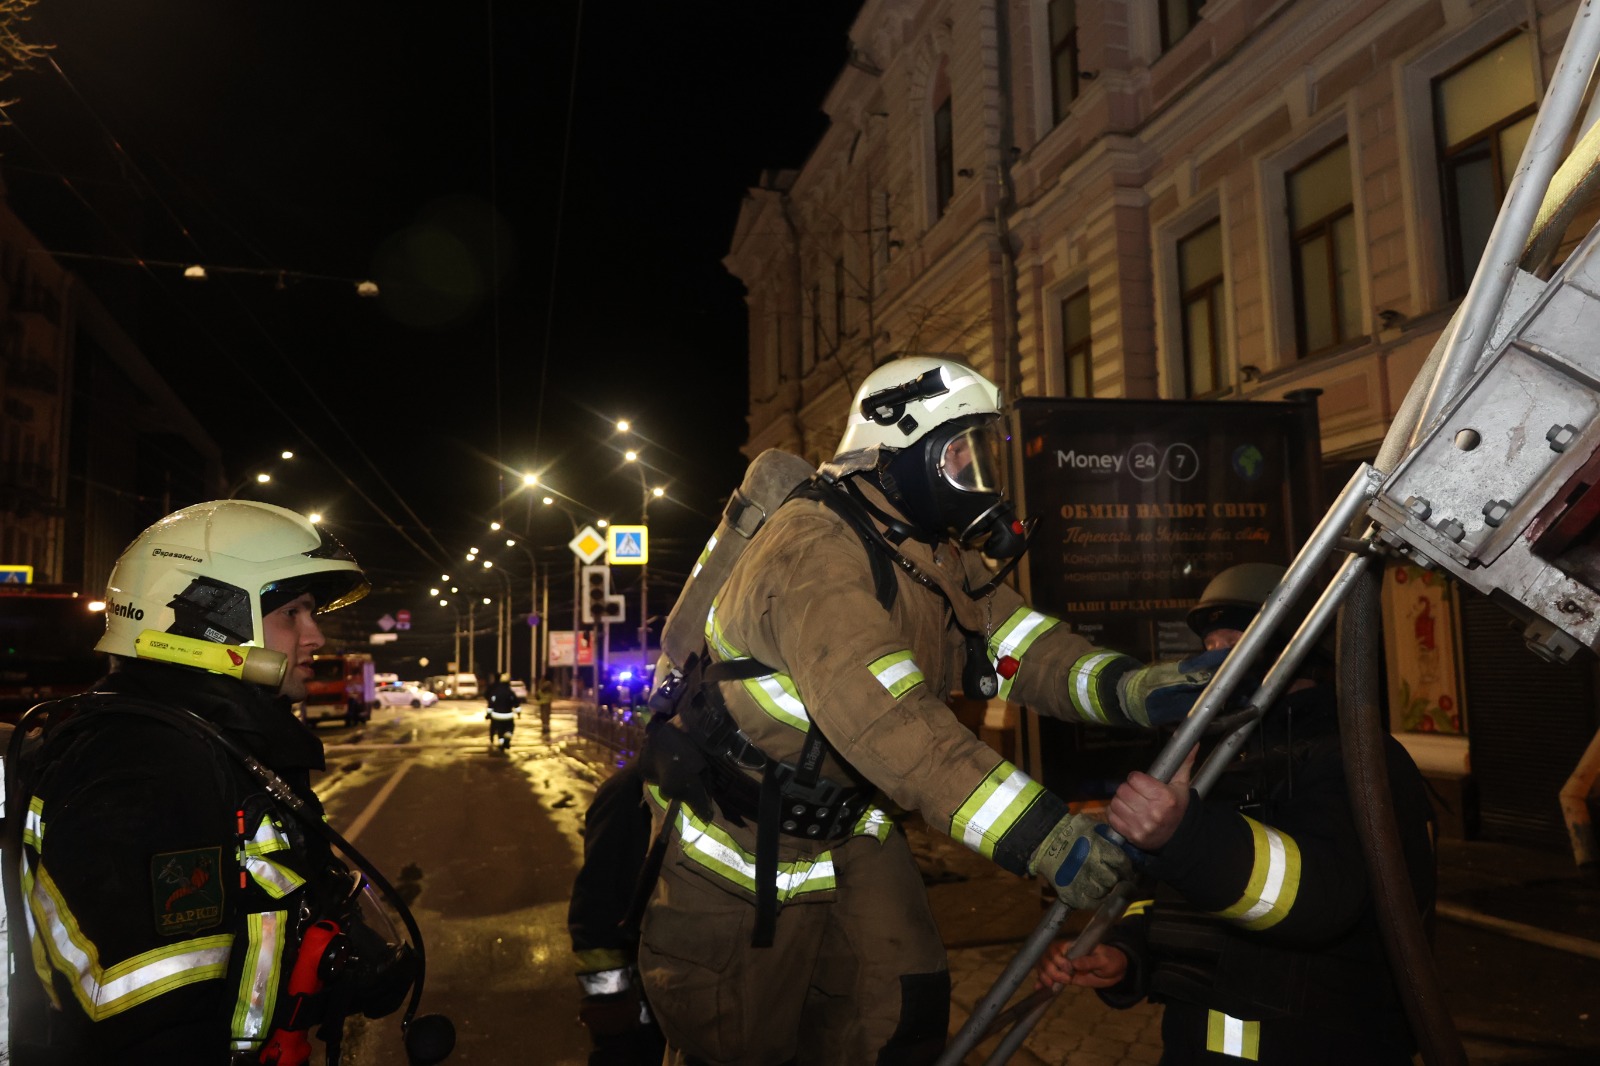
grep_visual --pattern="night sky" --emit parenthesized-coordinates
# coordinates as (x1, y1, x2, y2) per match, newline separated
(2, 1, 863, 659)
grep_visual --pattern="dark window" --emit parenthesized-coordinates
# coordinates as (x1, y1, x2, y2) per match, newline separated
(1048, 0, 1079, 124)
(1159, 0, 1204, 52)
(1288, 141, 1360, 357)
(834, 257, 847, 341)
(1061, 287, 1092, 397)
(1434, 35, 1537, 298)
(933, 95, 954, 217)
(1178, 220, 1225, 396)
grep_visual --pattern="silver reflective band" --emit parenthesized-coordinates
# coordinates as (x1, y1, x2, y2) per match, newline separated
(578, 967, 632, 995)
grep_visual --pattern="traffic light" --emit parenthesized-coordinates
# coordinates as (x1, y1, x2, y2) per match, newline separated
(581, 565, 626, 624)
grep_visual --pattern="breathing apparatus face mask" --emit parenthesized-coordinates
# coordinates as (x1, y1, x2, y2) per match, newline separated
(882, 416, 1028, 560)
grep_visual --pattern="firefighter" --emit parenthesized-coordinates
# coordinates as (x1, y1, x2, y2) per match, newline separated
(635, 356, 1224, 1065)
(1037, 563, 1438, 1064)
(567, 757, 667, 1065)
(535, 675, 557, 740)
(7, 500, 416, 1063)
(485, 672, 522, 751)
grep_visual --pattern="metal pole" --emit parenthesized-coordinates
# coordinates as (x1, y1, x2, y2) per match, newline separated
(1412, 0, 1600, 443)
(467, 600, 476, 677)
(640, 478, 650, 670)
(539, 564, 549, 682)
(531, 562, 540, 686)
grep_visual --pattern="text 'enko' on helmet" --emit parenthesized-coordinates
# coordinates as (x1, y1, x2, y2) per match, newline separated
(96, 500, 370, 660)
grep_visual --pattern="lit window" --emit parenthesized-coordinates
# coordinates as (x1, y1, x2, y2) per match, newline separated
(1048, 0, 1079, 124)
(1178, 220, 1225, 395)
(1062, 287, 1092, 397)
(1288, 141, 1360, 356)
(1434, 35, 1537, 298)
(1159, 0, 1203, 52)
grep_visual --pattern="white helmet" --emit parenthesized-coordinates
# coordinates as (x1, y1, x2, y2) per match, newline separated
(823, 357, 1027, 558)
(97, 500, 369, 665)
(829, 356, 1002, 472)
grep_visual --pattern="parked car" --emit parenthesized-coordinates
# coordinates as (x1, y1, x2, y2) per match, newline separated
(374, 681, 438, 709)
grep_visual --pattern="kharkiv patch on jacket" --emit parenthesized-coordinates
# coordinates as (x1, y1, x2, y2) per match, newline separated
(151, 845, 226, 936)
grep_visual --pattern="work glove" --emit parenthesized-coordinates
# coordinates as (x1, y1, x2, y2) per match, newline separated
(1029, 812, 1132, 910)
(1116, 646, 1229, 727)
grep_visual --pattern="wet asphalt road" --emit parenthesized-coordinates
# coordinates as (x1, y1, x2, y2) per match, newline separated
(303, 699, 603, 1066)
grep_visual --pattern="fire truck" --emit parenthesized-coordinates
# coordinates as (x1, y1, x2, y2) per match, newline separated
(298, 651, 376, 726)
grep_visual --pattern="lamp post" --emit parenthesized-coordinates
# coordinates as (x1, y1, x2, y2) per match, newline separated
(542, 495, 594, 699)
(481, 559, 513, 677)
(623, 448, 667, 671)
(226, 450, 296, 499)
(492, 525, 542, 686)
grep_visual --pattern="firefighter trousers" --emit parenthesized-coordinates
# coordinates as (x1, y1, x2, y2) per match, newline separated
(637, 825, 950, 1065)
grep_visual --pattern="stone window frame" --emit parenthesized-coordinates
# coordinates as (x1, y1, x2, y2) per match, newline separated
(1152, 190, 1231, 398)
(1394, 2, 1533, 316)
(1256, 108, 1370, 369)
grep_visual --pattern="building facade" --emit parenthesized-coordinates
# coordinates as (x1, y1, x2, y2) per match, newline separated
(0, 194, 223, 594)
(726, 0, 1598, 849)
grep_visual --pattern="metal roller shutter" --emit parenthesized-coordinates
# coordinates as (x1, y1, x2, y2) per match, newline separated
(1458, 590, 1599, 851)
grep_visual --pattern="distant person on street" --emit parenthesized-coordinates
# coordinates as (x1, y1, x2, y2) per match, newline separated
(1037, 563, 1437, 1065)
(535, 675, 557, 740)
(485, 672, 521, 751)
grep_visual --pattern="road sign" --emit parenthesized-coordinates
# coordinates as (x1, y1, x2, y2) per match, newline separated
(607, 525, 648, 565)
(396, 609, 411, 631)
(569, 525, 607, 564)
(0, 565, 33, 584)
(377, 613, 396, 632)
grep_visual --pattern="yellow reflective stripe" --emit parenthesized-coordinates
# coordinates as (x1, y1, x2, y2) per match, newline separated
(703, 603, 809, 729)
(646, 784, 837, 900)
(1205, 1010, 1261, 1059)
(24, 795, 45, 849)
(741, 672, 810, 730)
(951, 762, 1043, 858)
(243, 815, 291, 857)
(989, 608, 1059, 698)
(245, 856, 306, 899)
(573, 947, 631, 974)
(852, 804, 893, 842)
(1122, 898, 1154, 920)
(20, 861, 61, 1008)
(229, 910, 285, 1048)
(1216, 815, 1302, 930)
(1066, 652, 1126, 724)
(26, 862, 230, 1020)
(705, 601, 742, 659)
(691, 534, 718, 578)
(868, 650, 925, 699)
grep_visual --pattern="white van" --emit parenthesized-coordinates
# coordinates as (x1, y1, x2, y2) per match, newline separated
(452, 673, 480, 699)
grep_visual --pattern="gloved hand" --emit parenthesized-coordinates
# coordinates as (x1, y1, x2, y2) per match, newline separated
(1029, 813, 1131, 910)
(1116, 646, 1229, 726)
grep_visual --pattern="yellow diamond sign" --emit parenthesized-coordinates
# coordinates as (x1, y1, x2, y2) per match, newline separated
(569, 525, 607, 564)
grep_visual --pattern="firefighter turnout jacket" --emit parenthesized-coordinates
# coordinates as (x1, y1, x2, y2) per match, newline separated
(15, 660, 368, 1062)
(1096, 684, 1437, 1064)
(637, 481, 1162, 1063)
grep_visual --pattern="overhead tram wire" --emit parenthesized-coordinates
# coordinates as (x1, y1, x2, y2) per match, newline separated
(487, 0, 506, 513)
(11, 58, 461, 573)
(530, 0, 586, 463)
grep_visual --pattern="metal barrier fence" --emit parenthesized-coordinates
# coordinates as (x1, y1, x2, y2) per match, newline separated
(574, 701, 650, 761)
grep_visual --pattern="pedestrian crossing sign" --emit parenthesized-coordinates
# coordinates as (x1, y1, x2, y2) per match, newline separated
(0, 564, 33, 584)
(607, 525, 648, 565)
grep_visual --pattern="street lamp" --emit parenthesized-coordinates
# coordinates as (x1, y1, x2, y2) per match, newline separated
(498, 534, 543, 686)
(226, 449, 297, 499)
(622, 448, 667, 671)
(482, 559, 513, 677)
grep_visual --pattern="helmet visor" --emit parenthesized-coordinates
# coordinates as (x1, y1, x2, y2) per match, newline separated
(938, 422, 1006, 495)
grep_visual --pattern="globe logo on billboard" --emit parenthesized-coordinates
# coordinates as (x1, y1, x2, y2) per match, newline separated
(1232, 443, 1265, 480)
